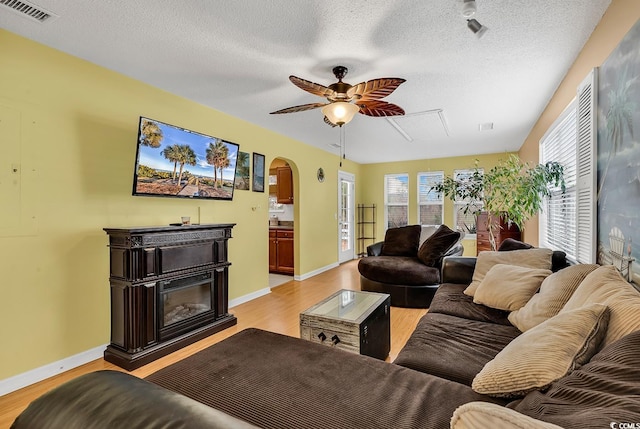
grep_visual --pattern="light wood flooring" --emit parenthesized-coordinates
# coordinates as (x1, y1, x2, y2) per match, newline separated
(0, 260, 427, 428)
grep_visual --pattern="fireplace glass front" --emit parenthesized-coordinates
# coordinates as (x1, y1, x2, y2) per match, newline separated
(159, 272, 215, 340)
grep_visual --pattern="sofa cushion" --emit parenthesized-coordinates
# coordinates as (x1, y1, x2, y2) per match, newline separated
(473, 264, 552, 312)
(428, 283, 512, 325)
(508, 264, 599, 332)
(464, 248, 553, 297)
(358, 256, 440, 285)
(11, 370, 261, 429)
(146, 328, 507, 429)
(417, 224, 460, 267)
(451, 402, 564, 429)
(561, 264, 640, 347)
(393, 312, 521, 385)
(380, 225, 421, 256)
(472, 303, 610, 398)
(510, 329, 640, 428)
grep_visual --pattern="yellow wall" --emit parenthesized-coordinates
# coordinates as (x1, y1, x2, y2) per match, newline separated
(0, 29, 360, 379)
(1, 0, 633, 383)
(518, 0, 640, 243)
(358, 153, 514, 256)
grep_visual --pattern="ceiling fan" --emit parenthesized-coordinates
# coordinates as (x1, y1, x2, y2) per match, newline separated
(270, 66, 406, 127)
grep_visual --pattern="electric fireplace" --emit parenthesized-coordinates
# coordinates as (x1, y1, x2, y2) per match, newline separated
(103, 224, 236, 370)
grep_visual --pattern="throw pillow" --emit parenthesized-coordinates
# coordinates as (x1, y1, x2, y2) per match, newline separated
(464, 248, 553, 297)
(416, 224, 460, 267)
(471, 303, 610, 398)
(512, 330, 640, 426)
(561, 264, 640, 346)
(472, 264, 552, 312)
(451, 402, 564, 429)
(498, 238, 534, 252)
(380, 225, 421, 256)
(497, 238, 568, 271)
(508, 264, 599, 332)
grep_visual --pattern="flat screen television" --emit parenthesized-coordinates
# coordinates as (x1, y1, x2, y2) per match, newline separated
(132, 117, 239, 200)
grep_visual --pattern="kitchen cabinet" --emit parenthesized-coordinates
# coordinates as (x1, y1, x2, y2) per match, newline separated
(276, 166, 293, 204)
(269, 228, 294, 274)
(476, 211, 521, 254)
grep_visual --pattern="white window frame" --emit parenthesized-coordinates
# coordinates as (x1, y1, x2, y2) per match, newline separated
(539, 99, 578, 260)
(384, 173, 409, 229)
(417, 171, 444, 226)
(539, 68, 597, 264)
(453, 169, 483, 237)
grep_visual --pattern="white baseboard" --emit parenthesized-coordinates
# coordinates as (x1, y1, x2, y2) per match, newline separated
(0, 267, 337, 397)
(0, 343, 107, 397)
(229, 287, 270, 309)
(295, 262, 339, 281)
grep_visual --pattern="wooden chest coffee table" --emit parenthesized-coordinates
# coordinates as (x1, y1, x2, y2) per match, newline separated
(300, 289, 390, 360)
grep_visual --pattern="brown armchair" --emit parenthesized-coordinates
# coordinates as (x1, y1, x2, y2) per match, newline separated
(358, 225, 464, 308)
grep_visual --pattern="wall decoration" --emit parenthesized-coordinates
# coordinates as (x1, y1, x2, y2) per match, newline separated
(234, 151, 250, 190)
(252, 152, 265, 192)
(317, 167, 325, 182)
(597, 18, 640, 284)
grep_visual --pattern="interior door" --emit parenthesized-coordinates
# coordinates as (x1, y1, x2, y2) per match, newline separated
(338, 171, 355, 263)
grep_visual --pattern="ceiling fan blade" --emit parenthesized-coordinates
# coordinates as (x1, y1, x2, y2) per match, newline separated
(323, 116, 338, 128)
(357, 100, 405, 117)
(270, 102, 328, 114)
(289, 76, 334, 98)
(348, 78, 406, 101)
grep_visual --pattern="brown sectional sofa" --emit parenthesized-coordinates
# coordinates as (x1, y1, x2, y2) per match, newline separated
(12, 250, 640, 429)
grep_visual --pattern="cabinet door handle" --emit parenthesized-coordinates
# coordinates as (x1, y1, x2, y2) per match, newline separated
(331, 334, 340, 345)
(318, 332, 326, 342)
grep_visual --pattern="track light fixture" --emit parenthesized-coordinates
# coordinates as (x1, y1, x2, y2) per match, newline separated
(461, 0, 476, 18)
(467, 18, 489, 38)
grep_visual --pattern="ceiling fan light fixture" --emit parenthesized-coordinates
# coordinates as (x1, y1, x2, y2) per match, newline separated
(322, 101, 359, 126)
(461, 0, 476, 18)
(467, 18, 489, 38)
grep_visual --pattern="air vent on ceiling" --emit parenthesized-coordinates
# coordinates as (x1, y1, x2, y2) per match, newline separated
(386, 109, 450, 142)
(0, 0, 59, 23)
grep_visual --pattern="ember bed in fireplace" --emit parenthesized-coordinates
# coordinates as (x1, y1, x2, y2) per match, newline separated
(159, 272, 215, 341)
(103, 224, 236, 370)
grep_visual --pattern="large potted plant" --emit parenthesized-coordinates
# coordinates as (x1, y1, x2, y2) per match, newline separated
(433, 154, 565, 250)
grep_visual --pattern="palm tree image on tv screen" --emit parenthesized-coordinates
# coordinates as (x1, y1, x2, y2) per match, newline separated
(133, 117, 240, 200)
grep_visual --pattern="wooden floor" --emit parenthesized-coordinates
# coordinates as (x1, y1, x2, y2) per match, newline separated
(0, 260, 426, 428)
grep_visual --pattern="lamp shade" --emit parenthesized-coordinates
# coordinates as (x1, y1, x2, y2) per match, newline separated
(322, 102, 359, 126)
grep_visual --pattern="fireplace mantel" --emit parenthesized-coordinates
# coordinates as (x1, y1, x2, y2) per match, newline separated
(103, 224, 237, 370)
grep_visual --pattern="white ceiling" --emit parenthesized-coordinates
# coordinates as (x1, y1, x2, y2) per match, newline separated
(0, 0, 611, 164)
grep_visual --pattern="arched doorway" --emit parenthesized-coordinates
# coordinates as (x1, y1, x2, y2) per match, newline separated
(268, 158, 296, 287)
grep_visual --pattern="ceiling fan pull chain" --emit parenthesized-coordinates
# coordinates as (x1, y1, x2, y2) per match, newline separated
(339, 125, 345, 167)
(343, 126, 346, 160)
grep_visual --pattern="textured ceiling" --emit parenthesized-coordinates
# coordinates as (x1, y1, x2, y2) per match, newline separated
(0, 0, 611, 164)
